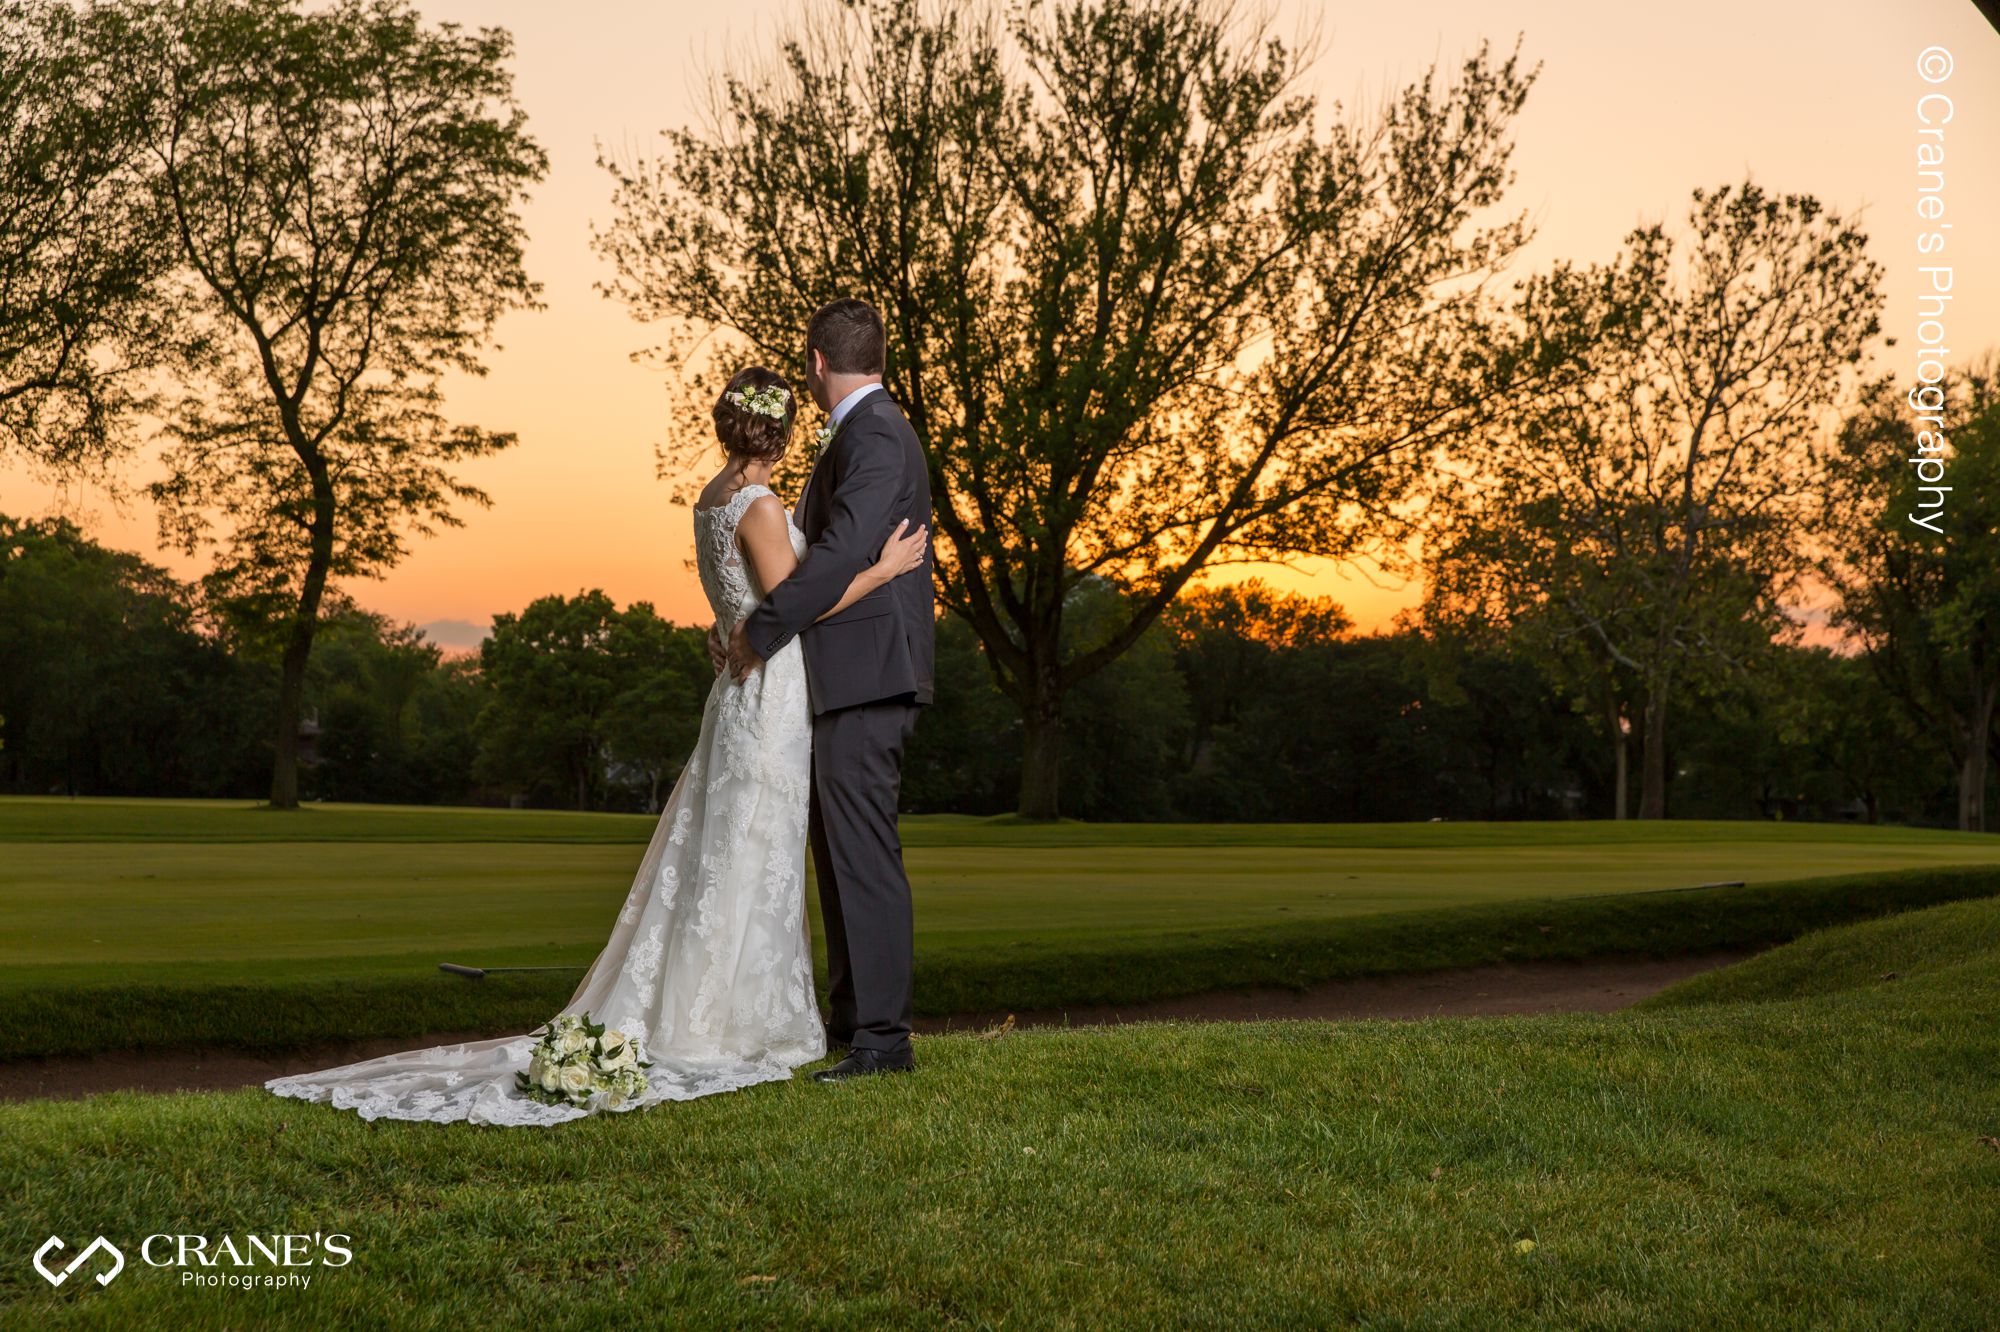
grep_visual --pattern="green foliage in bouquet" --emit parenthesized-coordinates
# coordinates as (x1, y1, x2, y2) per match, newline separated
(515, 1012, 652, 1110)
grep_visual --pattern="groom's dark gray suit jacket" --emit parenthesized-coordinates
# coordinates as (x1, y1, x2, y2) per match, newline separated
(742, 390, 935, 711)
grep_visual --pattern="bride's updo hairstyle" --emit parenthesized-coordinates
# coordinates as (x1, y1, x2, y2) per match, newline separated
(713, 366, 797, 463)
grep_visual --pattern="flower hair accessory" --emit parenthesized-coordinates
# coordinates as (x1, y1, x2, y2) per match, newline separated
(726, 383, 791, 421)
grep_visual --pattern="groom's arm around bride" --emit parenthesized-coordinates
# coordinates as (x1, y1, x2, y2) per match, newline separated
(729, 310, 934, 713)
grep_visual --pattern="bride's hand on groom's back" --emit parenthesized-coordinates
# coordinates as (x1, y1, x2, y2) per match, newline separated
(872, 520, 928, 582)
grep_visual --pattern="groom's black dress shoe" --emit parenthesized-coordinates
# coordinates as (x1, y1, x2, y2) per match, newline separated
(812, 1046, 915, 1083)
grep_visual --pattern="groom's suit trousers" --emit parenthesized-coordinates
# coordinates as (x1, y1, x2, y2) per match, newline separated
(809, 696, 920, 1055)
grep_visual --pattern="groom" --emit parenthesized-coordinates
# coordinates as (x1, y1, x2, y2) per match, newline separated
(721, 297, 935, 1082)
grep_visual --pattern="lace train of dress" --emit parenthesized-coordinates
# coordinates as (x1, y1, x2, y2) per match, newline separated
(265, 485, 824, 1125)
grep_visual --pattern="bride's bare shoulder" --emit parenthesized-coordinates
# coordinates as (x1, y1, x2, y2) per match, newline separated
(735, 491, 788, 539)
(695, 471, 741, 512)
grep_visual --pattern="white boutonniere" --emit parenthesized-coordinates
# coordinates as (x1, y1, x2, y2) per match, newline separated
(814, 422, 835, 452)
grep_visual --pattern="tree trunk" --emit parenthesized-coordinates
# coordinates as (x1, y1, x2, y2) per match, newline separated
(269, 460, 337, 810)
(1637, 685, 1669, 820)
(1017, 686, 1063, 821)
(1956, 682, 1997, 832)
(269, 619, 314, 809)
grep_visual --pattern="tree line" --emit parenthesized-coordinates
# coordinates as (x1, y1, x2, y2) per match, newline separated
(0, 511, 1980, 828)
(4, 0, 1994, 825)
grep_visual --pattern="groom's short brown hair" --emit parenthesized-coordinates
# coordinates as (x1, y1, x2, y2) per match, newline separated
(807, 298, 886, 376)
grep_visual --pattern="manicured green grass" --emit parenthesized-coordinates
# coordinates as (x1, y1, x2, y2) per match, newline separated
(0, 796, 656, 844)
(7, 862, 1995, 1062)
(5, 797, 2000, 1057)
(16, 828, 2000, 974)
(2, 897, 1994, 1329)
(1641, 890, 2000, 1009)
(4, 794, 1995, 848)
(10, 800, 2000, 978)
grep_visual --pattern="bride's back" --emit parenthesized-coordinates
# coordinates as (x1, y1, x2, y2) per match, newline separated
(693, 484, 805, 634)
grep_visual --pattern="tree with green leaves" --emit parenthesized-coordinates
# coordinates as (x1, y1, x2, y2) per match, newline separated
(1820, 358, 2000, 832)
(476, 592, 704, 812)
(0, 0, 174, 474)
(120, 0, 546, 808)
(307, 607, 468, 805)
(594, 0, 1537, 817)
(899, 612, 1022, 814)
(1424, 182, 1883, 818)
(600, 617, 712, 812)
(1163, 578, 1349, 797)
(1424, 544, 1647, 819)
(0, 511, 260, 795)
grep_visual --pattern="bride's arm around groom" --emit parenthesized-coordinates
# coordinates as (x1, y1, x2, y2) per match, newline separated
(727, 338, 934, 711)
(734, 413, 911, 673)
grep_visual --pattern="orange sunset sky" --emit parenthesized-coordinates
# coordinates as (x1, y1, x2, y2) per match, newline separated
(5, 0, 1997, 648)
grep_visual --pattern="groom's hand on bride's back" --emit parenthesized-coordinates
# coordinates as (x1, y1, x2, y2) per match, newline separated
(726, 621, 764, 683)
(707, 622, 727, 676)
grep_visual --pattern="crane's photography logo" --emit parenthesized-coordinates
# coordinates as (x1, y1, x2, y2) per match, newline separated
(34, 1235, 125, 1288)
(1908, 43, 1957, 534)
(31, 1231, 353, 1292)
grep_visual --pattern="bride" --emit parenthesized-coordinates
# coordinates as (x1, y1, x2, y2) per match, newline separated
(266, 365, 927, 1126)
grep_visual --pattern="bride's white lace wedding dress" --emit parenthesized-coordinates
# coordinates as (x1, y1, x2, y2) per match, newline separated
(266, 484, 825, 1125)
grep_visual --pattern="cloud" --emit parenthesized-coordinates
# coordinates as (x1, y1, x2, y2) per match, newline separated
(418, 618, 492, 651)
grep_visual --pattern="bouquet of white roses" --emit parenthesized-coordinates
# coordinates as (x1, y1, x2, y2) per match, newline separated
(516, 1013, 651, 1109)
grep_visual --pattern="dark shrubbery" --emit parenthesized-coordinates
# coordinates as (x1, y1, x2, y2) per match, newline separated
(0, 515, 1970, 824)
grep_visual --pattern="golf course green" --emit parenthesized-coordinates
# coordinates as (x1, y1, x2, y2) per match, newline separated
(3, 797, 1999, 1059)
(10, 797, 2000, 977)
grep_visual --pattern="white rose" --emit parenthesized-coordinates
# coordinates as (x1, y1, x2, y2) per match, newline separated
(559, 1064, 592, 1095)
(538, 1062, 563, 1092)
(602, 1039, 635, 1070)
(558, 1029, 589, 1056)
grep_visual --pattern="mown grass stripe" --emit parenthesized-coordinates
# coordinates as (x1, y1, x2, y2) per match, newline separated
(6, 864, 1994, 1060)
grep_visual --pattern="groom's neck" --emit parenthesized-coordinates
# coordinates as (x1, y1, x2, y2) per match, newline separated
(821, 373, 882, 411)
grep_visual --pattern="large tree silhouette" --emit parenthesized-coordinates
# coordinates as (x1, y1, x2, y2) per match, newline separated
(125, 0, 545, 808)
(1820, 358, 2000, 832)
(595, 0, 1537, 817)
(1424, 182, 1882, 818)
